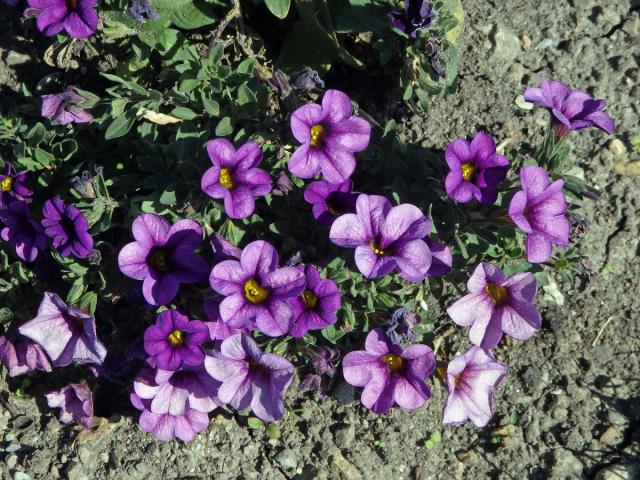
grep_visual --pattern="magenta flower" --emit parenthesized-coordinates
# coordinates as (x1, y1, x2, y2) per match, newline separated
(329, 194, 433, 281)
(288, 265, 341, 338)
(342, 328, 435, 414)
(0, 201, 47, 262)
(444, 132, 509, 206)
(118, 213, 209, 306)
(41, 87, 93, 125)
(203, 298, 248, 341)
(303, 179, 358, 227)
(0, 327, 52, 377)
(0, 163, 31, 207)
(45, 382, 93, 429)
(204, 333, 294, 422)
(442, 347, 508, 427)
(289, 89, 371, 184)
(18, 292, 107, 367)
(201, 139, 271, 220)
(523, 77, 615, 137)
(508, 166, 569, 263)
(143, 310, 209, 371)
(41, 198, 93, 259)
(447, 262, 540, 349)
(209, 240, 305, 337)
(27, 0, 98, 39)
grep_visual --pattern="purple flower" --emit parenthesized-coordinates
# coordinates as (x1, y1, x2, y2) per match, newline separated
(204, 333, 294, 422)
(0, 201, 47, 262)
(0, 326, 52, 377)
(18, 292, 107, 367)
(41, 198, 93, 259)
(508, 166, 569, 263)
(201, 139, 272, 220)
(389, 0, 437, 39)
(209, 240, 305, 337)
(3, 0, 21, 6)
(342, 328, 435, 414)
(118, 213, 209, 306)
(203, 298, 248, 341)
(329, 194, 433, 281)
(128, 0, 159, 23)
(27, 0, 98, 39)
(444, 132, 509, 206)
(45, 382, 93, 429)
(425, 236, 453, 276)
(447, 262, 540, 349)
(442, 347, 508, 427)
(303, 179, 358, 227)
(210, 233, 241, 264)
(523, 77, 615, 137)
(41, 87, 93, 125)
(289, 89, 371, 184)
(0, 163, 32, 207)
(143, 310, 209, 371)
(288, 265, 341, 338)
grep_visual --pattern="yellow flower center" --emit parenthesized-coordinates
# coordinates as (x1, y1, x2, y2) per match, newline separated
(219, 168, 235, 190)
(310, 124, 326, 148)
(381, 353, 404, 373)
(148, 248, 170, 272)
(369, 241, 385, 256)
(167, 329, 185, 347)
(301, 290, 318, 310)
(1, 177, 13, 192)
(243, 278, 270, 304)
(461, 162, 477, 182)
(485, 283, 508, 306)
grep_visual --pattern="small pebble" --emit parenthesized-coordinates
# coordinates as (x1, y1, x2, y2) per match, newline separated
(608, 138, 626, 156)
(6, 453, 18, 469)
(13, 473, 31, 480)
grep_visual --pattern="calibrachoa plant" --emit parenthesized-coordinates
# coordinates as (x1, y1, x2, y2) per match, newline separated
(0, 0, 615, 445)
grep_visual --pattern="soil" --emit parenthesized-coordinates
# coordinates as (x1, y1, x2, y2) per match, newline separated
(1, 1, 639, 480)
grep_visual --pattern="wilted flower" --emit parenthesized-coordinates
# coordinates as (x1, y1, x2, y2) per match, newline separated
(41, 87, 93, 125)
(523, 77, 615, 137)
(444, 132, 510, 206)
(209, 240, 305, 337)
(27, 0, 98, 39)
(508, 167, 569, 263)
(204, 333, 294, 422)
(0, 201, 47, 262)
(19, 292, 107, 367)
(272, 171, 294, 197)
(291, 67, 325, 92)
(70, 167, 102, 199)
(382, 307, 419, 345)
(447, 262, 540, 349)
(118, 213, 209, 306)
(45, 382, 94, 429)
(303, 179, 358, 227)
(342, 328, 435, 414)
(288, 265, 341, 338)
(0, 163, 31, 207)
(389, 0, 437, 39)
(568, 212, 590, 242)
(426, 37, 445, 78)
(143, 310, 209, 371)
(442, 347, 508, 427)
(425, 236, 453, 276)
(128, 0, 159, 23)
(0, 326, 52, 377)
(201, 139, 272, 220)
(41, 198, 93, 259)
(330, 194, 433, 281)
(289, 89, 371, 184)
(299, 346, 339, 399)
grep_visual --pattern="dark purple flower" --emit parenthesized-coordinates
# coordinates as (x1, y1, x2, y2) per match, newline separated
(41, 87, 93, 125)
(203, 298, 248, 341)
(204, 333, 294, 422)
(118, 213, 210, 306)
(382, 307, 418, 345)
(3, 0, 21, 6)
(447, 262, 540, 349)
(389, 0, 437, 39)
(0, 201, 47, 262)
(27, 0, 98, 39)
(45, 382, 93, 429)
(508, 166, 570, 263)
(0, 163, 31, 207)
(143, 310, 209, 371)
(18, 292, 107, 367)
(41, 198, 93, 259)
(209, 240, 305, 337)
(444, 132, 510, 206)
(442, 347, 508, 427)
(523, 77, 615, 137)
(342, 328, 435, 414)
(291, 67, 325, 92)
(303, 179, 359, 227)
(201, 139, 272, 220)
(128, 0, 159, 23)
(289, 89, 371, 184)
(329, 194, 433, 281)
(70, 167, 102, 199)
(288, 265, 341, 338)
(425, 236, 453, 276)
(0, 326, 52, 377)
(210, 233, 241, 264)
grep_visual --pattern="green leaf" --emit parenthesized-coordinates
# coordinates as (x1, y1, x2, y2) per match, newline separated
(105, 110, 137, 140)
(202, 98, 220, 117)
(265, 0, 291, 19)
(26, 123, 46, 147)
(247, 417, 263, 429)
(171, 106, 198, 120)
(237, 84, 257, 106)
(265, 424, 281, 439)
(171, 1, 217, 29)
(215, 117, 234, 136)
